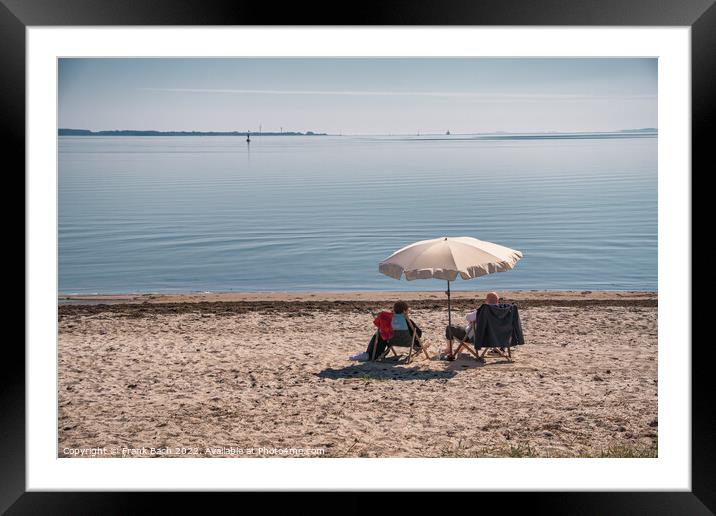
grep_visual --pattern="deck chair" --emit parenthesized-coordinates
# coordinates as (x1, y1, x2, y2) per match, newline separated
(447, 316, 481, 361)
(452, 337, 482, 361)
(452, 334, 512, 362)
(453, 303, 523, 362)
(370, 313, 431, 363)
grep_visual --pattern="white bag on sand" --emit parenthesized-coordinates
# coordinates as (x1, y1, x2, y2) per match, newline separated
(349, 352, 369, 361)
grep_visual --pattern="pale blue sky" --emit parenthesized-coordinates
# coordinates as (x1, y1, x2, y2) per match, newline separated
(58, 58, 657, 134)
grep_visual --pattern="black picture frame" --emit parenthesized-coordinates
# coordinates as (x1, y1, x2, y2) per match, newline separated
(6, 0, 712, 513)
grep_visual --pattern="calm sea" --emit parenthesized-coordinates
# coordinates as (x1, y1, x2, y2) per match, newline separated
(58, 133, 657, 294)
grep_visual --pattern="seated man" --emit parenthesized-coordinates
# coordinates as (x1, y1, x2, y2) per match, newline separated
(443, 292, 500, 361)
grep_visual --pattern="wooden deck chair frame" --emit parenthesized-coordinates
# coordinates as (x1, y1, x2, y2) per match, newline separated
(452, 309, 515, 363)
(453, 337, 514, 362)
(372, 317, 431, 364)
(478, 345, 513, 362)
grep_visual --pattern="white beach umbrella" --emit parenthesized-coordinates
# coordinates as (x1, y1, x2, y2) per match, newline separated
(378, 236, 522, 338)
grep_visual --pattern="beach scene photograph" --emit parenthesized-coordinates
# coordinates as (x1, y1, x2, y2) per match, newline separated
(58, 57, 657, 459)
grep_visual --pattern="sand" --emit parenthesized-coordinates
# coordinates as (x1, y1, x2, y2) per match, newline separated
(58, 291, 657, 458)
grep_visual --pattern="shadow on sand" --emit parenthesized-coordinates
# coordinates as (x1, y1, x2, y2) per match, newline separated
(317, 360, 457, 381)
(448, 350, 517, 369)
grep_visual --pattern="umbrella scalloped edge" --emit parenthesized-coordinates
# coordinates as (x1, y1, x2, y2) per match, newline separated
(378, 258, 520, 282)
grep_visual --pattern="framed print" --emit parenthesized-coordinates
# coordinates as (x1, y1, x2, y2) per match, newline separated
(7, 0, 713, 512)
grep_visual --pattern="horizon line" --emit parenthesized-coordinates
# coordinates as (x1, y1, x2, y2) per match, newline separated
(59, 127, 658, 136)
(138, 87, 657, 102)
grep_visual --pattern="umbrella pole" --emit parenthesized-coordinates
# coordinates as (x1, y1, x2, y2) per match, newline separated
(447, 280, 452, 328)
(447, 280, 453, 356)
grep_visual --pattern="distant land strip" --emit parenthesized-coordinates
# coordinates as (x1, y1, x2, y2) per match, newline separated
(58, 128, 326, 136)
(59, 128, 656, 138)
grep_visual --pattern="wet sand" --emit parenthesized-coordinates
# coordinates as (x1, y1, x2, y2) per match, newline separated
(58, 291, 657, 458)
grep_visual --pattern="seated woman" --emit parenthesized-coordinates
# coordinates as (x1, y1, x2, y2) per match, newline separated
(366, 301, 422, 360)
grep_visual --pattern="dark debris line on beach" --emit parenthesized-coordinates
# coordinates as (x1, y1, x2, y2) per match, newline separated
(58, 298, 658, 319)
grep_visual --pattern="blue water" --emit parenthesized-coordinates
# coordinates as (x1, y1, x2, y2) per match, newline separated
(58, 133, 657, 294)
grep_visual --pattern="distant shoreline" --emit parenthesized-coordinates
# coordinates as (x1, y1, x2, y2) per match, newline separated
(58, 128, 326, 136)
(59, 128, 657, 138)
(58, 290, 658, 306)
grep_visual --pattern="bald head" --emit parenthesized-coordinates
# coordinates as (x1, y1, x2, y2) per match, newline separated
(485, 292, 499, 305)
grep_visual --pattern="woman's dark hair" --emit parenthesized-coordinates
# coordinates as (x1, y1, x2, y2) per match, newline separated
(393, 301, 408, 314)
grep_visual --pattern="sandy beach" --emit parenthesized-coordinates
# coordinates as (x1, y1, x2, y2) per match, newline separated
(58, 290, 658, 458)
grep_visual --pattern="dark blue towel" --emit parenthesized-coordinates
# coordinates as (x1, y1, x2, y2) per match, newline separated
(472, 303, 525, 349)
